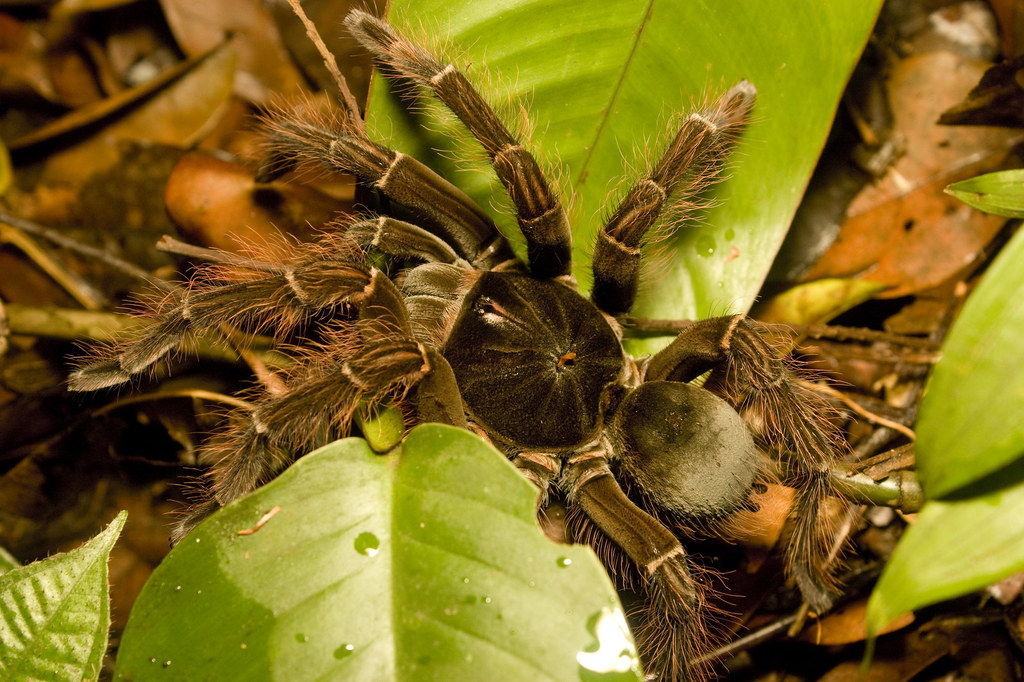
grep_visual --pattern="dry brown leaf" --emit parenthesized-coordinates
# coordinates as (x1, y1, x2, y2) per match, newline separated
(37, 44, 236, 185)
(0, 14, 59, 102)
(159, 0, 306, 102)
(164, 151, 352, 251)
(798, 597, 914, 645)
(801, 51, 1023, 298)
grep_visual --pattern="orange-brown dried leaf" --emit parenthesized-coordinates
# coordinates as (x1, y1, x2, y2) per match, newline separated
(0, 14, 59, 102)
(802, 52, 1023, 298)
(159, 0, 306, 102)
(164, 151, 352, 251)
(797, 597, 914, 645)
(30, 44, 236, 186)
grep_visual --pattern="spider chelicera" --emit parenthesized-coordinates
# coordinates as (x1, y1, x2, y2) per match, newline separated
(71, 10, 843, 679)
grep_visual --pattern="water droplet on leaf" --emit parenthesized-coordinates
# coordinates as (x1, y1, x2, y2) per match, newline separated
(354, 532, 380, 557)
(334, 643, 356, 659)
(696, 234, 716, 257)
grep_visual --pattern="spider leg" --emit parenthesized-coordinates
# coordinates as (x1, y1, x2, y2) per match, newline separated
(173, 270, 465, 541)
(348, 216, 463, 264)
(68, 234, 382, 391)
(262, 100, 502, 266)
(345, 10, 572, 279)
(591, 82, 755, 315)
(564, 449, 711, 680)
(646, 315, 842, 610)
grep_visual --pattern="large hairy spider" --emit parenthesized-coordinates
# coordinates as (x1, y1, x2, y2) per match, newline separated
(71, 10, 843, 679)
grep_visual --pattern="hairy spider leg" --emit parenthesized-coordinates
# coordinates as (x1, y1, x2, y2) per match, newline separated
(591, 81, 756, 315)
(562, 448, 712, 681)
(347, 216, 464, 265)
(261, 100, 506, 267)
(68, 235, 382, 391)
(172, 264, 465, 541)
(646, 315, 842, 610)
(345, 10, 573, 279)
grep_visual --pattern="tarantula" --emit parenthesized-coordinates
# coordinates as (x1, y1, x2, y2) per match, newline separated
(71, 10, 843, 679)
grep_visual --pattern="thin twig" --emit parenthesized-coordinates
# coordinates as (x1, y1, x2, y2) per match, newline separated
(0, 209, 173, 293)
(156, 235, 288, 274)
(285, 0, 364, 130)
(813, 382, 917, 440)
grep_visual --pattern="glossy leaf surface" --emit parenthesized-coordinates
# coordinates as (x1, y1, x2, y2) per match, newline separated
(868, 227, 1024, 633)
(915, 225, 1024, 496)
(115, 426, 639, 681)
(368, 0, 880, 354)
(946, 169, 1024, 218)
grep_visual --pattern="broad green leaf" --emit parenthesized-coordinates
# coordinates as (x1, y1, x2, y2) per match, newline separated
(866, 461, 1024, 634)
(946, 169, 1024, 218)
(915, 225, 1024, 497)
(115, 426, 640, 681)
(0, 510, 126, 682)
(866, 214, 1024, 634)
(369, 0, 880, 354)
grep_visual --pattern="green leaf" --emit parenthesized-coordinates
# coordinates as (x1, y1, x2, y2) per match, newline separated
(115, 426, 640, 681)
(0, 510, 126, 682)
(866, 218, 1024, 635)
(915, 225, 1024, 497)
(369, 0, 880, 354)
(866, 461, 1024, 634)
(946, 169, 1024, 217)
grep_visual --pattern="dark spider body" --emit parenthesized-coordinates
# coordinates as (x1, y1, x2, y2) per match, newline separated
(71, 10, 843, 680)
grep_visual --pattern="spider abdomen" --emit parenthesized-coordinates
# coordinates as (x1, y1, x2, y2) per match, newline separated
(443, 272, 623, 448)
(615, 380, 760, 518)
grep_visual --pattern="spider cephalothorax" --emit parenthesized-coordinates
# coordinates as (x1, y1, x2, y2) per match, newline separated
(71, 10, 843, 680)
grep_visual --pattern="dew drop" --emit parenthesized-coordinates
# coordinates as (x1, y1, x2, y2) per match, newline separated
(462, 577, 470, 584)
(334, 643, 356, 660)
(174, 585, 181, 592)
(528, 580, 536, 588)
(353, 532, 380, 557)
(482, 596, 492, 604)
(162, 661, 172, 668)
(295, 633, 309, 643)
(556, 556, 572, 568)
(695, 234, 716, 257)
(148, 657, 156, 664)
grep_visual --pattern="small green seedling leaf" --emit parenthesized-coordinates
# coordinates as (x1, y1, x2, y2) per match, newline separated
(0, 510, 127, 682)
(915, 225, 1024, 497)
(116, 426, 640, 681)
(946, 169, 1024, 218)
